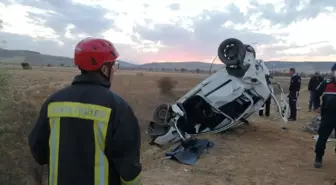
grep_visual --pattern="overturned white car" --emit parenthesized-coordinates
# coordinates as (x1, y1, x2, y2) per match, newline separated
(147, 38, 290, 147)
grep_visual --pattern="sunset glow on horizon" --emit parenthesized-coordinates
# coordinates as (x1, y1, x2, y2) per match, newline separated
(0, 0, 335, 64)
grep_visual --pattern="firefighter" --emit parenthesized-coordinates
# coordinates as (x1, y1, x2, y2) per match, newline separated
(313, 63, 336, 168)
(28, 38, 142, 185)
(288, 68, 301, 121)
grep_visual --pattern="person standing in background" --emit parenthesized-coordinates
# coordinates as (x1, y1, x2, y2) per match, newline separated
(259, 73, 273, 117)
(288, 68, 301, 121)
(312, 63, 336, 168)
(259, 97, 271, 117)
(308, 72, 324, 112)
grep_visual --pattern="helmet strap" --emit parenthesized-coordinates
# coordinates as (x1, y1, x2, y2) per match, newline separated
(100, 63, 113, 82)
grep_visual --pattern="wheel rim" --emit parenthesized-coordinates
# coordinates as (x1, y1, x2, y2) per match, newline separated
(157, 108, 167, 121)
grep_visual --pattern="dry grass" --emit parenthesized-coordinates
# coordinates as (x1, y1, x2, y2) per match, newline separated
(0, 69, 41, 185)
(0, 67, 335, 185)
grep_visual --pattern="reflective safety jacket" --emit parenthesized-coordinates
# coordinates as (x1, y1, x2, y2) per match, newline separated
(313, 77, 336, 116)
(28, 74, 142, 185)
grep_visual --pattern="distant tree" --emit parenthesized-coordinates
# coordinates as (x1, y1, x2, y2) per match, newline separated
(195, 68, 200, 73)
(321, 73, 330, 78)
(300, 72, 307, 77)
(60, 63, 64, 67)
(47, 64, 52, 67)
(20, 62, 32, 70)
(157, 76, 177, 95)
(161, 68, 165, 71)
(180, 68, 186, 72)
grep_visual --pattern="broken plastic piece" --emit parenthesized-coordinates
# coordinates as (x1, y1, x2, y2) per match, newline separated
(165, 139, 215, 165)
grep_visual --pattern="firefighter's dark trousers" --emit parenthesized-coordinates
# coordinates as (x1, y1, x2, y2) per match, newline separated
(315, 115, 336, 157)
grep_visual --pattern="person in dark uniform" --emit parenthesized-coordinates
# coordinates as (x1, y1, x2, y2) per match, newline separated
(288, 68, 301, 121)
(312, 63, 336, 168)
(259, 73, 273, 117)
(308, 72, 324, 112)
(259, 97, 271, 117)
(28, 38, 142, 185)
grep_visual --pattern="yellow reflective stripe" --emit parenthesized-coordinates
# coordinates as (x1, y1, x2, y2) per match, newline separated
(93, 120, 109, 185)
(48, 118, 60, 185)
(47, 102, 111, 123)
(47, 102, 112, 185)
(120, 174, 142, 185)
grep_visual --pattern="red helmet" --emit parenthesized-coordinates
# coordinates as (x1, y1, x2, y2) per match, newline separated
(74, 37, 119, 71)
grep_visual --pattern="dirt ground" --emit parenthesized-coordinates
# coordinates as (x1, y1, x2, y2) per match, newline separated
(0, 67, 335, 185)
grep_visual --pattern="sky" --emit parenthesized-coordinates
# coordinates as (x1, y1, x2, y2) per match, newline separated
(0, 0, 336, 64)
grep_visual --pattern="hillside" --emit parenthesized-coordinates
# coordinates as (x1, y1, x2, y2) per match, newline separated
(263, 61, 334, 73)
(0, 48, 137, 68)
(0, 48, 334, 72)
(139, 61, 335, 73)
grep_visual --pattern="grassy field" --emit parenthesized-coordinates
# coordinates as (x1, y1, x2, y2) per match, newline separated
(0, 66, 335, 185)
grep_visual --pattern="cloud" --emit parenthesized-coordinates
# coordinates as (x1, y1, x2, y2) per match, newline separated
(168, 3, 180, 11)
(133, 6, 278, 61)
(0, 0, 336, 63)
(0, 31, 75, 56)
(248, 0, 336, 26)
(259, 41, 336, 61)
(16, 0, 114, 36)
(143, 3, 150, 8)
